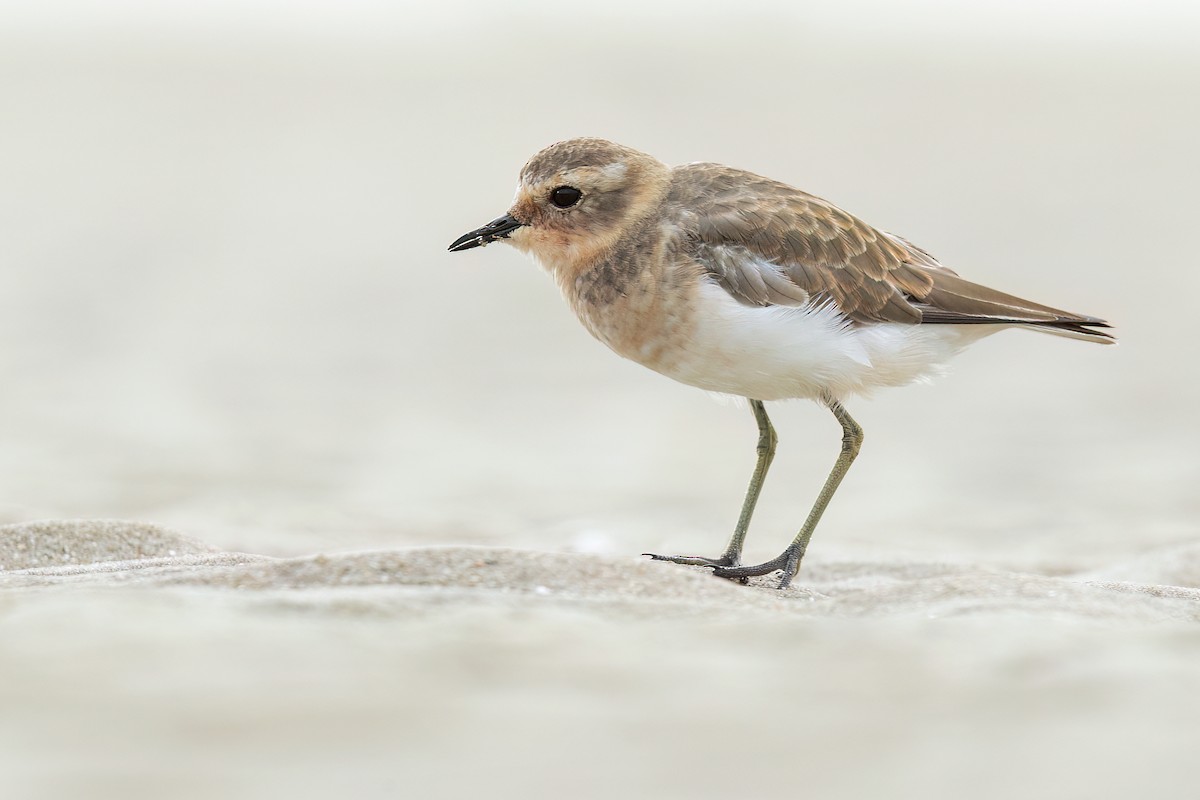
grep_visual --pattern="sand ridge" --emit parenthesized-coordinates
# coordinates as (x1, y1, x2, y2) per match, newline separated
(3, 519, 1198, 624)
(4, 521, 1200, 800)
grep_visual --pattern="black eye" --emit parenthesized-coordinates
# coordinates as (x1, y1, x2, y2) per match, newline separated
(549, 186, 582, 208)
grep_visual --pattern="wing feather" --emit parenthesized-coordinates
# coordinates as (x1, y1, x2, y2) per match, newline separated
(670, 162, 1112, 340)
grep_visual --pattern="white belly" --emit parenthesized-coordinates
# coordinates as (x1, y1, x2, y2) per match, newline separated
(653, 280, 997, 402)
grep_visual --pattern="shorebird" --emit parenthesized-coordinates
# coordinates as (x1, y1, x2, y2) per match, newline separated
(448, 138, 1113, 588)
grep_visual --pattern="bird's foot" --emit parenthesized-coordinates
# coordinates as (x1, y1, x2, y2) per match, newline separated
(643, 552, 749, 584)
(643, 552, 737, 568)
(709, 546, 803, 589)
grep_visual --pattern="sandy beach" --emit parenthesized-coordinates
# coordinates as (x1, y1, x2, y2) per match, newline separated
(2, 4, 1199, 798)
(4, 521, 1200, 799)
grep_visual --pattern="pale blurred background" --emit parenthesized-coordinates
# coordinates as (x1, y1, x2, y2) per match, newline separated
(3, 0, 1198, 566)
(2, 1, 1199, 797)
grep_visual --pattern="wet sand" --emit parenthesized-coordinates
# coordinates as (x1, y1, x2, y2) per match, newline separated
(4, 520, 1200, 799)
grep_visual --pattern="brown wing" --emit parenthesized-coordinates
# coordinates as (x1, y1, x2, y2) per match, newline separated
(669, 163, 1113, 338)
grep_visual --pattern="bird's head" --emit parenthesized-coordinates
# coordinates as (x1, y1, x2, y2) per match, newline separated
(448, 138, 671, 276)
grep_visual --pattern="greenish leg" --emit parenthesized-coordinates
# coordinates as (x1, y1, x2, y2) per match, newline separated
(713, 400, 863, 589)
(720, 400, 777, 564)
(644, 399, 777, 568)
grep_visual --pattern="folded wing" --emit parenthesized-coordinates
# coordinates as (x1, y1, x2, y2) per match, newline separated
(670, 163, 1113, 342)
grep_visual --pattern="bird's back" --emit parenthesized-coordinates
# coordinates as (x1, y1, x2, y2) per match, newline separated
(666, 162, 1113, 344)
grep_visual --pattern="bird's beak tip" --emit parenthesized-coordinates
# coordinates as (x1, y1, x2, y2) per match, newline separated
(448, 214, 525, 253)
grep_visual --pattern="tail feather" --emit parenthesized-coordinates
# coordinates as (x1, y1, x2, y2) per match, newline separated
(1020, 320, 1115, 344)
(915, 271, 1115, 344)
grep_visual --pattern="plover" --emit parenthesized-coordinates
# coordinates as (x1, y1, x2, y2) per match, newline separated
(448, 138, 1113, 588)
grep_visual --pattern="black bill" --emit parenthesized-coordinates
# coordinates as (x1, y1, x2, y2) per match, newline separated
(447, 214, 526, 252)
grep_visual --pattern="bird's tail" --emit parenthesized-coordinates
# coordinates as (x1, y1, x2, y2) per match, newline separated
(1017, 319, 1115, 344)
(917, 271, 1115, 344)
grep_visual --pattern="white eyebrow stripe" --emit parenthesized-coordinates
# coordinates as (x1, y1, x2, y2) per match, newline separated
(597, 162, 628, 180)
